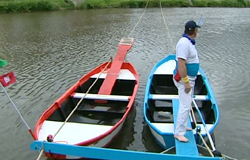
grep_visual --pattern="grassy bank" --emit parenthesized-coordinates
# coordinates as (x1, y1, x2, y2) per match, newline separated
(77, 0, 250, 9)
(76, 0, 190, 9)
(0, 0, 74, 13)
(0, 0, 249, 13)
(192, 0, 250, 7)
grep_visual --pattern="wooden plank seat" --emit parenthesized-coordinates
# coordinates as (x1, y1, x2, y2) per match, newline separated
(71, 93, 131, 101)
(148, 94, 208, 101)
(172, 100, 199, 156)
(38, 120, 113, 145)
(151, 85, 178, 95)
(154, 100, 172, 108)
(153, 111, 174, 123)
(77, 105, 127, 115)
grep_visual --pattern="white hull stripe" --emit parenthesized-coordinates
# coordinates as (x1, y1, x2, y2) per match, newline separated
(65, 121, 125, 159)
(149, 126, 166, 147)
(89, 120, 125, 147)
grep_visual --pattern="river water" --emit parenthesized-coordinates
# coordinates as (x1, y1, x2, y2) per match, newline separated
(0, 8, 250, 160)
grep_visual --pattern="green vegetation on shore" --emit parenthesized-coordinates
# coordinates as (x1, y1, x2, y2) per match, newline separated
(77, 0, 250, 9)
(0, 0, 249, 14)
(192, 0, 250, 7)
(76, 0, 190, 9)
(0, 0, 74, 13)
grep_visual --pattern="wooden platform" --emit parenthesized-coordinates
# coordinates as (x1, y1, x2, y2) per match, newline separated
(97, 38, 134, 97)
(172, 100, 199, 156)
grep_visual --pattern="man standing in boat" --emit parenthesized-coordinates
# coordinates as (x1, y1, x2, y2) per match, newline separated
(173, 20, 200, 142)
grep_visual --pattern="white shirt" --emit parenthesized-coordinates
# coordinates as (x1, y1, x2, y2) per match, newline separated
(176, 37, 199, 64)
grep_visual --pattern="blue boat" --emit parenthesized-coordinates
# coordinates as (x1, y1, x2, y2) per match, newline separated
(143, 54, 220, 157)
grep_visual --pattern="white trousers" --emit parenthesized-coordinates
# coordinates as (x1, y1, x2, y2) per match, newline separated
(173, 78, 195, 136)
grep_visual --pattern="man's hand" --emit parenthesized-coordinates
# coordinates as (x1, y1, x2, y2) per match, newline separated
(184, 82, 191, 93)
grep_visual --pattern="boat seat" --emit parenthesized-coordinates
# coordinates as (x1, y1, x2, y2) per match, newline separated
(151, 85, 178, 95)
(77, 105, 127, 115)
(148, 94, 208, 101)
(71, 93, 130, 101)
(151, 123, 175, 133)
(154, 100, 172, 108)
(153, 111, 174, 123)
(38, 120, 113, 145)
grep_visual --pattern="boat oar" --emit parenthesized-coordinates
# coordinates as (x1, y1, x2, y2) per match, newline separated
(192, 99, 222, 157)
(0, 83, 36, 140)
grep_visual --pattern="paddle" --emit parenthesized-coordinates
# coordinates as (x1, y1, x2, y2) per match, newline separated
(192, 99, 222, 157)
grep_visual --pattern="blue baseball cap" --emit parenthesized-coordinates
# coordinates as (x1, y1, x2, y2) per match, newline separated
(185, 20, 201, 30)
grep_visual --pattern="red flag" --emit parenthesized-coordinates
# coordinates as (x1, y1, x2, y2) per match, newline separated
(0, 71, 16, 87)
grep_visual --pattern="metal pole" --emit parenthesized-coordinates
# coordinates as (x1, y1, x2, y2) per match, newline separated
(0, 83, 36, 140)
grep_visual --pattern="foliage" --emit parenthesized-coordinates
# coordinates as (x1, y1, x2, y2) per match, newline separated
(161, 0, 190, 7)
(0, 0, 74, 13)
(192, 0, 248, 7)
(77, 0, 191, 9)
(1, 0, 250, 13)
(246, 0, 250, 7)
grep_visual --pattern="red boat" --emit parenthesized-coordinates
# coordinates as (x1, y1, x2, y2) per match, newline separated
(34, 38, 139, 159)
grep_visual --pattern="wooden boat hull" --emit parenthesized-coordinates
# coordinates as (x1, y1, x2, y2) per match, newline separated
(144, 54, 220, 151)
(34, 62, 139, 159)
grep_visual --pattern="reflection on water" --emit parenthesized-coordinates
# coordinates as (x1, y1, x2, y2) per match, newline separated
(0, 8, 250, 159)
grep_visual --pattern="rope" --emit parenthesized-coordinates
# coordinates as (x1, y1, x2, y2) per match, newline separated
(127, 0, 150, 38)
(196, 145, 238, 160)
(159, 0, 175, 52)
(160, 106, 214, 157)
(190, 107, 197, 127)
(160, 146, 175, 154)
(190, 106, 214, 157)
(36, 141, 45, 160)
(36, 149, 44, 160)
(221, 154, 238, 160)
(36, 2, 150, 157)
(53, 61, 111, 138)
(197, 129, 214, 157)
(36, 60, 112, 160)
(159, 3, 221, 158)
(158, 2, 213, 156)
(159, 4, 213, 155)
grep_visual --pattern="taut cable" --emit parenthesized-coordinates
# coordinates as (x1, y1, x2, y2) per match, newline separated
(160, 0, 175, 52)
(127, 0, 150, 38)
